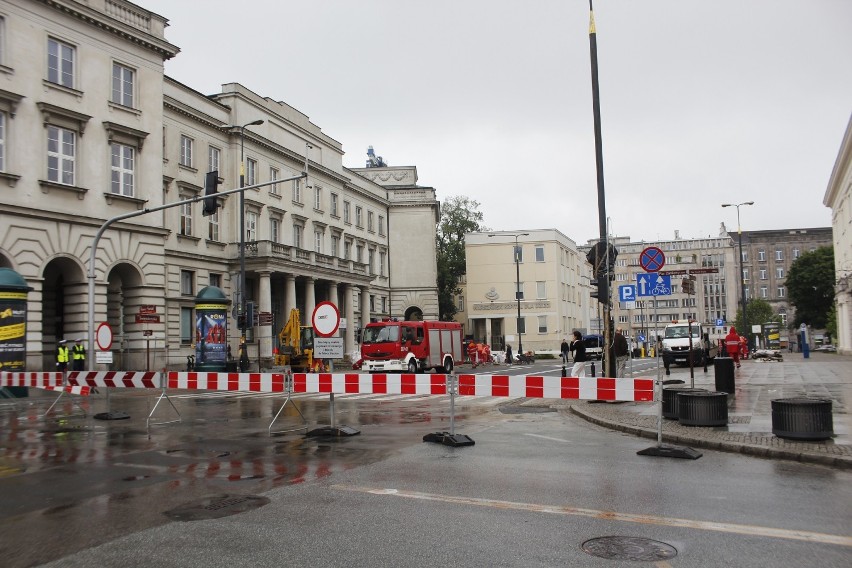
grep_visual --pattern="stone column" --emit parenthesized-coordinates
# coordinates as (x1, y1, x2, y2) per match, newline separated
(328, 281, 339, 309)
(361, 287, 370, 329)
(284, 275, 296, 319)
(305, 277, 316, 323)
(258, 271, 273, 367)
(344, 284, 355, 356)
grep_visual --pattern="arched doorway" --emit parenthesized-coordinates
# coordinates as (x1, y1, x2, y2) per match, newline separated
(106, 263, 144, 370)
(404, 306, 423, 321)
(41, 256, 86, 369)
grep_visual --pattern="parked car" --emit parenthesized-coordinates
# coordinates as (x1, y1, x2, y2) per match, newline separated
(815, 345, 837, 352)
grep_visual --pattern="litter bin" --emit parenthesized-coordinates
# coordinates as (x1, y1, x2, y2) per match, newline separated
(225, 360, 238, 373)
(662, 386, 707, 419)
(714, 357, 735, 394)
(771, 398, 834, 440)
(678, 391, 728, 426)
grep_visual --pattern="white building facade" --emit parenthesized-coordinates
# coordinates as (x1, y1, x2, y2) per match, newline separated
(825, 114, 852, 355)
(458, 230, 591, 355)
(0, 0, 439, 370)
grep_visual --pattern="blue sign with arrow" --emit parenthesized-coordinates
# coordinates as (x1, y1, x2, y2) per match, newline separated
(637, 273, 672, 297)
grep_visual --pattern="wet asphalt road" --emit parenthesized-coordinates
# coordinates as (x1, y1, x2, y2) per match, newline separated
(2, 363, 850, 567)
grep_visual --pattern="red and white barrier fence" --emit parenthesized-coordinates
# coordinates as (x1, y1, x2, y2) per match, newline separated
(2, 371, 654, 402)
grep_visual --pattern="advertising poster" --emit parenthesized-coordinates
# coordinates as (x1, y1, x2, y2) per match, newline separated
(0, 290, 27, 371)
(195, 304, 227, 371)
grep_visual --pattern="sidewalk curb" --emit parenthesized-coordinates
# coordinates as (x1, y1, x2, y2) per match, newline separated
(569, 405, 852, 470)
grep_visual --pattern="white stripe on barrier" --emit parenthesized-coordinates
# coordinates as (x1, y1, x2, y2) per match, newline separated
(4, 371, 656, 402)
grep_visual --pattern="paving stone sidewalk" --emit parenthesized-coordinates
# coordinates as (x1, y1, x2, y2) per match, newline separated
(558, 351, 852, 469)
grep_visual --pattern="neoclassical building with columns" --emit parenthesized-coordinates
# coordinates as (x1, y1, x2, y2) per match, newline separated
(0, 0, 438, 370)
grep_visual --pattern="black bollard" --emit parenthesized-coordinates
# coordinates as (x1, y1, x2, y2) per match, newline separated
(561, 365, 567, 378)
(590, 361, 596, 377)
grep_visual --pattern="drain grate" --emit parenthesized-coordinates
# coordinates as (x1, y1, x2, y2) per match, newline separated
(499, 406, 556, 414)
(581, 536, 677, 561)
(163, 494, 270, 522)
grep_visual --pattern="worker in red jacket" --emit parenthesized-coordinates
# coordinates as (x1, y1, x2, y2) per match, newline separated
(725, 327, 741, 368)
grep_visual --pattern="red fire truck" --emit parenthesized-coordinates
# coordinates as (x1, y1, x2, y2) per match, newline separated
(360, 319, 463, 374)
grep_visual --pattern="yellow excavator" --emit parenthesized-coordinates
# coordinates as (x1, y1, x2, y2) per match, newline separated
(274, 309, 315, 371)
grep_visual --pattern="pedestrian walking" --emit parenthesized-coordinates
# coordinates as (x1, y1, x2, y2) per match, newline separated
(505, 344, 513, 364)
(56, 339, 69, 372)
(560, 338, 570, 365)
(569, 330, 587, 377)
(725, 326, 741, 368)
(72, 337, 86, 371)
(614, 329, 629, 377)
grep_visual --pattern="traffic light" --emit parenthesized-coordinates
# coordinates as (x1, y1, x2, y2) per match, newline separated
(590, 278, 599, 300)
(590, 278, 607, 303)
(202, 170, 220, 216)
(681, 277, 696, 295)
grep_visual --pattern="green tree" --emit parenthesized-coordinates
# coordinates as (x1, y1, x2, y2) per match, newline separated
(786, 246, 835, 328)
(436, 196, 488, 320)
(825, 304, 837, 344)
(733, 298, 779, 333)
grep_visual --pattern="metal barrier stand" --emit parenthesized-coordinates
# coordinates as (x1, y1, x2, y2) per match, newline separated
(305, 361, 360, 437)
(269, 370, 308, 436)
(41, 371, 86, 419)
(423, 372, 475, 447)
(146, 371, 182, 429)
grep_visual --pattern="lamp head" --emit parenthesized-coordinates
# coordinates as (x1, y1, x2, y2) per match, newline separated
(247, 119, 265, 127)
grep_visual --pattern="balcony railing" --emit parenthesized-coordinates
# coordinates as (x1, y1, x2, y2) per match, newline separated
(234, 240, 370, 276)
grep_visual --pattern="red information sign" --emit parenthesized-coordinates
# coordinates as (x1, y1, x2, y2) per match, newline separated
(312, 302, 340, 338)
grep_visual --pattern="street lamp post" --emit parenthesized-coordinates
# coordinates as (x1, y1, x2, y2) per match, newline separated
(489, 232, 529, 355)
(722, 201, 754, 349)
(236, 119, 264, 364)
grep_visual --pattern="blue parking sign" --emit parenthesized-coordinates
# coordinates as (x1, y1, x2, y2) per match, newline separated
(619, 285, 636, 302)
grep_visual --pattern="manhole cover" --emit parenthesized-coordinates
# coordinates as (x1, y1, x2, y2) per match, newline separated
(581, 536, 677, 561)
(163, 494, 270, 522)
(499, 406, 556, 414)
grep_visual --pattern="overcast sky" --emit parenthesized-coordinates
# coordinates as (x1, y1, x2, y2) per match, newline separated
(142, 0, 851, 245)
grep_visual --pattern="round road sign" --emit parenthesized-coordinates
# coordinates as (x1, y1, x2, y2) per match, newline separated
(640, 246, 666, 273)
(312, 301, 340, 338)
(96, 322, 113, 351)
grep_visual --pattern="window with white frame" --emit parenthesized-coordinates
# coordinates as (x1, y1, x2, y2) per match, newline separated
(776, 267, 785, 279)
(314, 186, 322, 210)
(344, 200, 351, 223)
(536, 281, 546, 299)
(207, 209, 219, 241)
(209, 273, 221, 288)
(741, 250, 748, 262)
(743, 268, 749, 282)
(355, 206, 363, 227)
(110, 143, 135, 196)
(760, 286, 768, 298)
(0, 17, 5, 66)
(180, 307, 194, 344)
(538, 315, 547, 333)
(514, 245, 524, 263)
(269, 167, 280, 195)
(47, 125, 76, 185)
(179, 135, 193, 167)
(47, 38, 75, 88)
(344, 240, 352, 260)
(245, 211, 257, 241)
(111, 63, 134, 107)
(330, 193, 338, 216)
(793, 248, 800, 259)
(246, 158, 257, 186)
(292, 222, 304, 249)
(517, 318, 526, 334)
(270, 218, 280, 243)
(208, 145, 220, 173)
(314, 229, 323, 253)
(378, 215, 385, 236)
(778, 286, 785, 298)
(775, 249, 784, 261)
(759, 268, 767, 280)
(516, 281, 524, 300)
(180, 270, 194, 295)
(535, 246, 544, 262)
(758, 249, 766, 261)
(356, 244, 363, 263)
(180, 201, 192, 236)
(331, 234, 340, 257)
(368, 211, 374, 232)
(368, 249, 375, 275)
(379, 250, 386, 276)
(457, 295, 464, 311)
(293, 178, 302, 203)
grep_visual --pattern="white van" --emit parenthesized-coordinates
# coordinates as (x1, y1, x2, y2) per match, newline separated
(661, 320, 717, 368)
